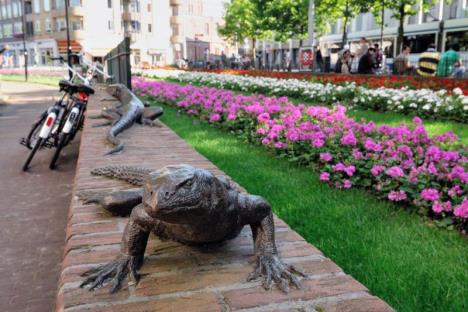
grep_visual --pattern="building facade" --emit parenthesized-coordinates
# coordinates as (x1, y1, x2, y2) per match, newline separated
(0, 0, 233, 68)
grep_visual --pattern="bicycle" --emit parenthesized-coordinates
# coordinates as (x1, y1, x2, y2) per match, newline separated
(21, 58, 98, 171)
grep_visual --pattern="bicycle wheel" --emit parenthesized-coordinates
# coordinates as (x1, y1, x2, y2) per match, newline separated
(49, 133, 69, 170)
(25, 112, 47, 149)
(22, 138, 43, 171)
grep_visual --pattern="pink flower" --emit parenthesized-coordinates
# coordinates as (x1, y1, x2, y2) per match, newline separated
(340, 130, 357, 146)
(388, 190, 407, 202)
(453, 198, 468, 219)
(333, 163, 346, 172)
(343, 179, 352, 189)
(320, 153, 333, 162)
(344, 166, 356, 177)
(209, 113, 221, 122)
(274, 142, 287, 149)
(386, 166, 404, 178)
(371, 165, 385, 176)
(421, 188, 440, 202)
(448, 185, 462, 198)
(431, 201, 443, 213)
(320, 172, 330, 182)
(257, 113, 270, 123)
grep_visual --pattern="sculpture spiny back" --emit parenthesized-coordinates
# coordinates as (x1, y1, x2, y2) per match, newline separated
(91, 165, 153, 186)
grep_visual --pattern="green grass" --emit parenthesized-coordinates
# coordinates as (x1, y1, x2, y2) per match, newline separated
(157, 103, 467, 312)
(0, 74, 61, 86)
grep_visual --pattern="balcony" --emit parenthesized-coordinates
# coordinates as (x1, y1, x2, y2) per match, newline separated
(51, 6, 85, 18)
(170, 16, 182, 25)
(170, 0, 183, 6)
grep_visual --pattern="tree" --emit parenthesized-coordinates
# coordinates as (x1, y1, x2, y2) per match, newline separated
(218, 0, 267, 60)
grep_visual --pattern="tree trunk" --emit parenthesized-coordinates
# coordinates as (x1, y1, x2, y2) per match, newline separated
(396, 3, 405, 55)
(341, 1, 350, 48)
(252, 37, 257, 69)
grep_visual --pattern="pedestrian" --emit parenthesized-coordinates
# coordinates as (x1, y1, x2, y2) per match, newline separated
(230, 53, 236, 69)
(394, 45, 414, 75)
(374, 43, 383, 69)
(437, 43, 466, 78)
(315, 47, 323, 72)
(358, 47, 376, 74)
(341, 50, 352, 74)
(417, 43, 440, 77)
(221, 51, 226, 69)
(356, 37, 369, 59)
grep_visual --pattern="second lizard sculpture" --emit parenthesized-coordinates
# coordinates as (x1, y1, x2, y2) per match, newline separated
(96, 84, 164, 155)
(79, 164, 304, 293)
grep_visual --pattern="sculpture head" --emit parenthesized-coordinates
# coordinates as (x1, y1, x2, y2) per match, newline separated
(142, 165, 228, 224)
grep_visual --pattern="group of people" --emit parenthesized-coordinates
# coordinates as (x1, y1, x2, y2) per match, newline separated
(334, 38, 384, 75)
(395, 43, 466, 78)
(334, 37, 466, 78)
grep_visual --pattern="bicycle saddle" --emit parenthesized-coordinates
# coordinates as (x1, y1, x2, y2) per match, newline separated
(59, 80, 78, 93)
(77, 84, 95, 95)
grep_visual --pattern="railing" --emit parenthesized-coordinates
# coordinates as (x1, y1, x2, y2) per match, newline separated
(104, 37, 132, 90)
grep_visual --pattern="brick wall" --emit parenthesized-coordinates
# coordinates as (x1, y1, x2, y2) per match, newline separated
(55, 88, 393, 312)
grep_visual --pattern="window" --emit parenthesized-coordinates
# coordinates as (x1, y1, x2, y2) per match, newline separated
(4, 24, 13, 37)
(12, 1, 18, 17)
(0, 26, 3, 39)
(147, 3, 151, 12)
(70, 0, 81, 7)
(45, 18, 52, 32)
(108, 20, 114, 30)
(71, 18, 83, 30)
(6, 3, 11, 18)
(172, 6, 178, 16)
(130, 20, 140, 32)
(44, 0, 50, 12)
(33, 0, 40, 13)
(108, 0, 112, 8)
(205, 23, 209, 35)
(172, 24, 179, 36)
(148, 23, 152, 32)
(14, 21, 22, 33)
(55, 0, 64, 9)
(25, 21, 34, 36)
(130, 0, 140, 12)
(56, 18, 66, 31)
(35, 20, 41, 34)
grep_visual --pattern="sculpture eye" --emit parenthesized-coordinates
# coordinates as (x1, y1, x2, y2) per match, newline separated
(184, 179, 193, 188)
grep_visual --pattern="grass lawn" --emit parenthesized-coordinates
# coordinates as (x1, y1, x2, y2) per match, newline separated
(155, 102, 467, 312)
(0, 74, 61, 86)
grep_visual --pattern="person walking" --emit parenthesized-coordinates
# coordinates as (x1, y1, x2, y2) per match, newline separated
(437, 44, 466, 78)
(417, 43, 440, 77)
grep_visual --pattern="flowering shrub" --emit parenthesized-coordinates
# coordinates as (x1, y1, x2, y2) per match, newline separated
(133, 77, 468, 230)
(195, 69, 468, 95)
(173, 72, 468, 123)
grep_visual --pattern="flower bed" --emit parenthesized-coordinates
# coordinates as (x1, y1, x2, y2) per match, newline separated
(195, 69, 468, 95)
(0, 67, 67, 77)
(133, 77, 468, 230)
(174, 72, 468, 123)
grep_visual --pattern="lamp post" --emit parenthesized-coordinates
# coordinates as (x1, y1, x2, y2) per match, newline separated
(64, 0, 72, 79)
(21, 0, 28, 82)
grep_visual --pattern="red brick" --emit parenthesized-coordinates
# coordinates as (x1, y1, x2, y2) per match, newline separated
(63, 246, 120, 267)
(136, 265, 252, 296)
(314, 296, 394, 312)
(69, 221, 120, 237)
(73, 292, 221, 312)
(223, 275, 368, 309)
(62, 285, 129, 309)
(66, 232, 123, 251)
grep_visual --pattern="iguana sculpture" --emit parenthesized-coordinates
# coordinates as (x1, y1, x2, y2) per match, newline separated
(94, 84, 164, 155)
(79, 164, 304, 293)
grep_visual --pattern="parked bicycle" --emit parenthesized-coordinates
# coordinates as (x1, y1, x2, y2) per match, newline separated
(21, 57, 110, 171)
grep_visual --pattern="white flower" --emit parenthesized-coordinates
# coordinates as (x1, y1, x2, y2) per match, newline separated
(422, 104, 431, 110)
(453, 88, 463, 96)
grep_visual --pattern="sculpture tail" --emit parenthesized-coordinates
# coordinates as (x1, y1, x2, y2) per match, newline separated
(91, 165, 153, 186)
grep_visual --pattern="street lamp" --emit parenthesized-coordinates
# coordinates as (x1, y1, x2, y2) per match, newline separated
(64, 0, 72, 79)
(21, 0, 28, 81)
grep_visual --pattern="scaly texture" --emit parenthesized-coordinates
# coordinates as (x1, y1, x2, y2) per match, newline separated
(80, 164, 304, 294)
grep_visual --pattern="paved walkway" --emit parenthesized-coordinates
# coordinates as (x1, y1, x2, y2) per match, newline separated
(0, 81, 80, 312)
(56, 87, 393, 311)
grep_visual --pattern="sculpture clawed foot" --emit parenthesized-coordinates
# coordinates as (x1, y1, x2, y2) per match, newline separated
(248, 254, 305, 293)
(80, 255, 142, 293)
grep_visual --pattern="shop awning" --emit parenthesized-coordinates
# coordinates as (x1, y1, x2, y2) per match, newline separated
(57, 40, 81, 54)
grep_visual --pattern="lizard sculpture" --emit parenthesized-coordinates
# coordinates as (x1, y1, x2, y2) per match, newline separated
(79, 164, 304, 293)
(94, 84, 164, 155)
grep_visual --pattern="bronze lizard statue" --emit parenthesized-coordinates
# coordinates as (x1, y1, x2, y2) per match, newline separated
(93, 84, 164, 155)
(78, 164, 304, 293)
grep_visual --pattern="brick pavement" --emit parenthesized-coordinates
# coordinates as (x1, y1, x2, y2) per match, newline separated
(56, 87, 393, 312)
(0, 81, 80, 312)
